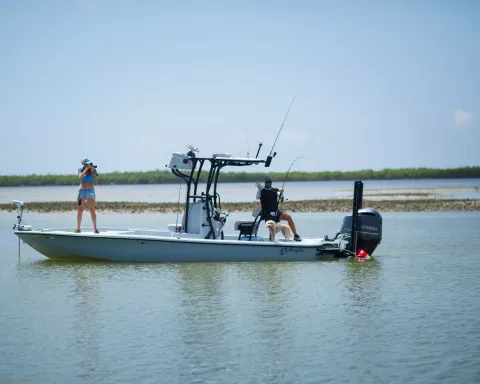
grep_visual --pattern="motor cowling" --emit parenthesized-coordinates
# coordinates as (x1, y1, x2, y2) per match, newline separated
(339, 208, 382, 256)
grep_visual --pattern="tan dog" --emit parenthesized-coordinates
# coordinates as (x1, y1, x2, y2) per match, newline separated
(265, 220, 293, 241)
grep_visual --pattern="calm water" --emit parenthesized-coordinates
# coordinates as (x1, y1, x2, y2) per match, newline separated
(1, 178, 480, 204)
(1, 211, 480, 383)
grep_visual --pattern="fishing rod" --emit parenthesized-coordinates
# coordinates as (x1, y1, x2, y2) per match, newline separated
(264, 91, 299, 167)
(278, 156, 308, 204)
(281, 156, 308, 189)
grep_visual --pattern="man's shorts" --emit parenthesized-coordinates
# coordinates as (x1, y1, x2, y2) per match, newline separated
(265, 210, 283, 223)
(77, 188, 96, 200)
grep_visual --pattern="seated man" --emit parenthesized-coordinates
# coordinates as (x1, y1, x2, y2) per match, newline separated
(256, 176, 301, 241)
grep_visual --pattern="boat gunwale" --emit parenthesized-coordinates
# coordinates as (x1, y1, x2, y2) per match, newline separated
(14, 230, 325, 248)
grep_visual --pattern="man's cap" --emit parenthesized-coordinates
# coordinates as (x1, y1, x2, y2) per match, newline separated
(265, 176, 272, 182)
(82, 157, 92, 165)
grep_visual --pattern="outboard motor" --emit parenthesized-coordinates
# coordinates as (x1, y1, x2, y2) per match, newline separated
(338, 181, 382, 256)
(339, 208, 382, 256)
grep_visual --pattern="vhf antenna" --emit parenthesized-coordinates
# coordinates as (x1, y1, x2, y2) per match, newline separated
(245, 108, 250, 158)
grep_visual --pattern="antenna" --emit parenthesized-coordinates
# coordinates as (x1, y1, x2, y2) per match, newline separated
(245, 108, 250, 158)
(175, 180, 182, 232)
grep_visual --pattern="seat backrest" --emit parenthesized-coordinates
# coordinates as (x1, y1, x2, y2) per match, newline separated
(259, 189, 279, 217)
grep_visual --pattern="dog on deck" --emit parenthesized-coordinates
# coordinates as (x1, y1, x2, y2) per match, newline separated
(265, 220, 293, 241)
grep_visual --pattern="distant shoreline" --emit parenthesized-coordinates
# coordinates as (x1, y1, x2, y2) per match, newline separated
(1, 199, 479, 213)
(1, 166, 479, 187)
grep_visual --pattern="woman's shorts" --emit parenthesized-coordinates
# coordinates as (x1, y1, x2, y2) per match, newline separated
(77, 188, 96, 200)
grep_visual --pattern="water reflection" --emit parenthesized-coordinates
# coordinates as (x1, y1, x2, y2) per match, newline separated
(69, 264, 103, 379)
(239, 263, 295, 382)
(343, 258, 383, 311)
(174, 263, 235, 378)
(173, 262, 298, 381)
(25, 261, 104, 379)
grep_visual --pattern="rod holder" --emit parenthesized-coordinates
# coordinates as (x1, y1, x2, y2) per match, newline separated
(255, 143, 263, 158)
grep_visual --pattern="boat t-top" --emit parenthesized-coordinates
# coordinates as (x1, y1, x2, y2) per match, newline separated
(12, 144, 383, 262)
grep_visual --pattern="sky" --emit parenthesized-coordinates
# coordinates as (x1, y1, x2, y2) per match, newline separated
(0, 0, 479, 176)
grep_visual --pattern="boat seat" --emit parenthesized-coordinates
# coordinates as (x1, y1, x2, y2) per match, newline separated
(235, 221, 260, 239)
(234, 207, 264, 240)
(234, 221, 257, 231)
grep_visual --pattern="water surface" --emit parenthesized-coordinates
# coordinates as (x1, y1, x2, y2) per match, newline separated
(1, 211, 479, 383)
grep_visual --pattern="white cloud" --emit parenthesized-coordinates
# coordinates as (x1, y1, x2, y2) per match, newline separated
(454, 109, 473, 126)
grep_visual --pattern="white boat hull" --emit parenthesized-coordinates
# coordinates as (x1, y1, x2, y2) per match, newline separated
(14, 228, 344, 262)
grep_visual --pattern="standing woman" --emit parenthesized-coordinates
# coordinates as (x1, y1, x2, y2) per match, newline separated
(75, 157, 99, 233)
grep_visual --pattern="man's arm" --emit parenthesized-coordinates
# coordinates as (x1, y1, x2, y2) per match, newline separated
(255, 181, 262, 200)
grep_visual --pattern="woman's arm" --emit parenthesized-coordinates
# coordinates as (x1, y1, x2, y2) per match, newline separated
(93, 169, 98, 183)
(78, 167, 88, 179)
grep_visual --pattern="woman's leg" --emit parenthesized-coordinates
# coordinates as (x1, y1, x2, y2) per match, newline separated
(87, 198, 98, 232)
(76, 198, 84, 232)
